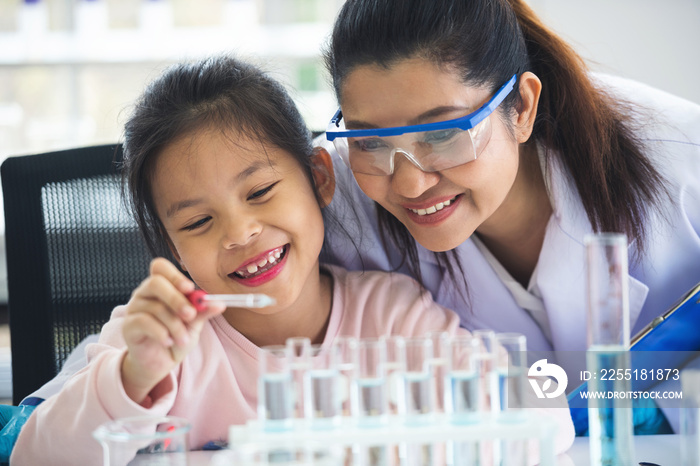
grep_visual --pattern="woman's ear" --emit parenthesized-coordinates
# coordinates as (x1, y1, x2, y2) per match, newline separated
(310, 147, 336, 208)
(513, 71, 542, 143)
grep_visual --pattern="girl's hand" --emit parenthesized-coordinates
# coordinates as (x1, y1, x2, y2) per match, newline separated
(120, 258, 225, 405)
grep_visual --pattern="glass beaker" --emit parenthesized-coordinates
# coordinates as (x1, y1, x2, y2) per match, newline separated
(92, 415, 190, 466)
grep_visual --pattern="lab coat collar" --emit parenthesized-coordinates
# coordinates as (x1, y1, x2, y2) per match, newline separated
(417, 236, 554, 352)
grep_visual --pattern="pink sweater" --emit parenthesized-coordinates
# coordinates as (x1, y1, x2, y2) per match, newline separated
(12, 265, 573, 464)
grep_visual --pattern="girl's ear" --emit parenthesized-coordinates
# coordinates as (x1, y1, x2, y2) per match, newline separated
(310, 147, 336, 208)
(513, 71, 542, 143)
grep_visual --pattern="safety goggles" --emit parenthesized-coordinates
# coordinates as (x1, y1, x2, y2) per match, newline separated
(326, 74, 517, 176)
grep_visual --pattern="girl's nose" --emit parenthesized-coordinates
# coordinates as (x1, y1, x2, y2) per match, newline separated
(390, 153, 440, 199)
(221, 216, 262, 249)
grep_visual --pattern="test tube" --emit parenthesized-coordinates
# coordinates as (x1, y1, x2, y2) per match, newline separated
(585, 233, 634, 465)
(472, 329, 498, 415)
(425, 331, 450, 414)
(352, 338, 391, 466)
(303, 344, 342, 429)
(352, 338, 389, 426)
(446, 335, 483, 465)
(286, 337, 312, 418)
(495, 333, 528, 466)
(332, 336, 358, 416)
(425, 333, 450, 466)
(397, 337, 438, 466)
(446, 335, 483, 424)
(494, 333, 527, 420)
(258, 345, 294, 432)
(397, 337, 435, 424)
(382, 335, 405, 415)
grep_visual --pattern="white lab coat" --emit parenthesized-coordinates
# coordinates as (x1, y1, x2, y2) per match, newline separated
(320, 74, 700, 431)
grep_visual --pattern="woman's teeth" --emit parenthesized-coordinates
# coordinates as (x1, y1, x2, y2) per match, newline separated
(409, 197, 454, 216)
(236, 246, 284, 278)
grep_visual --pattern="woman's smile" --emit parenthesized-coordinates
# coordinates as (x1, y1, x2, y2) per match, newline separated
(403, 194, 461, 225)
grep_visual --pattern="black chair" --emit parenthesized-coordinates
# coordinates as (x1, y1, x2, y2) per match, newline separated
(1, 144, 152, 405)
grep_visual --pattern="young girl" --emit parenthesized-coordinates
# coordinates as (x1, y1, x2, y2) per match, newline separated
(11, 55, 573, 465)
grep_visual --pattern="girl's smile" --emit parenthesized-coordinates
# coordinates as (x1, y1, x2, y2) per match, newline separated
(229, 244, 289, 286)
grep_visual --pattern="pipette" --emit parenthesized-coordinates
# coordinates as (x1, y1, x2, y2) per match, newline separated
(187, 290, 276, 311)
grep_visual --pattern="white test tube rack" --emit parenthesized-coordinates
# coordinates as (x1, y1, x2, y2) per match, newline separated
(227, 412, 557, 465)
(225, 334, 557, 465)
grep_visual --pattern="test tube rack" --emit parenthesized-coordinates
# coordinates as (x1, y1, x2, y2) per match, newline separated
(226, 412, 557, 465)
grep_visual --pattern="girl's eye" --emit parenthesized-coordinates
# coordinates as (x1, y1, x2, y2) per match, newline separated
(182, 216, 211, 231)
(248, 182, 278, 201)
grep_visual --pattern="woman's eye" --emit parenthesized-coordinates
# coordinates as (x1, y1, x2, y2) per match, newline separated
(248, 182, 278, 201)
(423, 129, 460, 144)
(183, 217, 211, 231)
(353, 137, 389, 152)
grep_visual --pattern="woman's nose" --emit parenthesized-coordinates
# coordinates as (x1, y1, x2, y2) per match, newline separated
(390, 152, 440, 198)
(221, 215, 262, 249)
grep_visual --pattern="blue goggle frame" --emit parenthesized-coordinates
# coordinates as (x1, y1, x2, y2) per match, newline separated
(326, 74, 517, 141)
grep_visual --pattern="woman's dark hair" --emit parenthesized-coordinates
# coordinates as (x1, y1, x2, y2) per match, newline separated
(122, 55, 322, 262)
(324, 0, 667, 294)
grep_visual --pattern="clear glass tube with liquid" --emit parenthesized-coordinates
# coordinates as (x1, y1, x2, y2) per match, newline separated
(286, 336, 311, 418)
(382, 335, 405, 415)
(425, 331, 450, 414)
(351, 338, 391, 465)
(495, 333, 528, 466)
(445, 335, 484, 465)
(258, 345, 294, 432)
(304, 344, 342, 429)
(332, 336, 358, 417)
(585, 233, 633, 465)
(352, 338, 389, 426)
(494, 333, 527, 421)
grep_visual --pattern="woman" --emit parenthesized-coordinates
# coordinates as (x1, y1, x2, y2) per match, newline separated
(319, 0, 700, 434)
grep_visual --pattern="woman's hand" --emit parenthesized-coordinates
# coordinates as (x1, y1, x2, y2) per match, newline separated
(120, 258, 225, 405)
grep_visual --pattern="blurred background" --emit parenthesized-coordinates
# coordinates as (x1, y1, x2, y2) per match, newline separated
(0, 0, 699, 400)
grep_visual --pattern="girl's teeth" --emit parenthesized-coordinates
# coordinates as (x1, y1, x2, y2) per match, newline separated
(237, 247, 285, 277)
(411, 198, 452, 216)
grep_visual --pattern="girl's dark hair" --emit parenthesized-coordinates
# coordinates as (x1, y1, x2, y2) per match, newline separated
(324, 0, 667, 293)
(122, 55, 321, 262)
